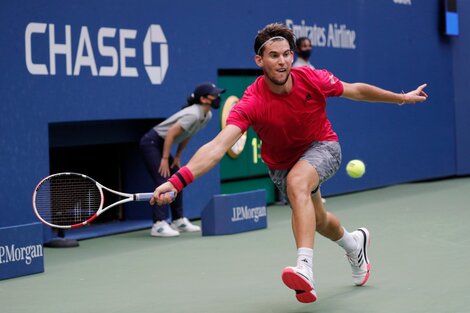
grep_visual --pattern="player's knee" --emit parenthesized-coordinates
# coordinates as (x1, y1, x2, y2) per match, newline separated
(287, 171, 316, 189)
(286, 177, 310, 201)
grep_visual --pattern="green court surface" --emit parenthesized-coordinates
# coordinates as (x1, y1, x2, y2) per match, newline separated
(1, 177, 469, 313)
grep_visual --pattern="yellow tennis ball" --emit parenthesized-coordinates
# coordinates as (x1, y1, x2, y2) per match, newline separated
(346, 159, 366, 178)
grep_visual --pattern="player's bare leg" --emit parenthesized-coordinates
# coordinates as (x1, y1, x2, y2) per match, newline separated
(311, 190, 343, 241)
(311, 175, 371, 287)
(287, 160, 318, 249)
(281, 160, 318, 303)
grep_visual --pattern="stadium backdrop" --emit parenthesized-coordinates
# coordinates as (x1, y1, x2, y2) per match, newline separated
(1, 0, 469, 279)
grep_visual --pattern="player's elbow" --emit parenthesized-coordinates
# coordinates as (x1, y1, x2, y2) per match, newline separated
(347, 83, 368, 101)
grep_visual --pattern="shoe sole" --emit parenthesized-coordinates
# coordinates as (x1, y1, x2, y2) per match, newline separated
(282, 267, 317, 303)
(294, 290, 317, 303)
(356, 227, 371, 286)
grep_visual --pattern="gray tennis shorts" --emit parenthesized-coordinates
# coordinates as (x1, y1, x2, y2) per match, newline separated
(268, 141, 342, 196)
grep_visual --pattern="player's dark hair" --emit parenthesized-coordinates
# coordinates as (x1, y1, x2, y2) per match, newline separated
(254, 23, 295, 56)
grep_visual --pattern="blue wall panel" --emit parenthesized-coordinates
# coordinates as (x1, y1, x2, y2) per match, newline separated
(317, 1, 456, 195)
(1, 0, 468, 247)
(453, 0, 470, 175)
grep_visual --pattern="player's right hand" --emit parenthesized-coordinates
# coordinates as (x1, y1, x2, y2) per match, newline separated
(150, 182, 177, 205)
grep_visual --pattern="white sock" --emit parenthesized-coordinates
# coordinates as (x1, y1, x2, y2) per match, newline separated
(297, 247, 313, 269)
(335, 227, 358, 253)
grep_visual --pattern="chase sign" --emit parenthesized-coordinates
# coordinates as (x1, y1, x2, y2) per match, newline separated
(25, 23, 168, 84)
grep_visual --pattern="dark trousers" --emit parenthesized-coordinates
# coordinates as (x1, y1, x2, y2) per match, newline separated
(139, 129, 183, 222)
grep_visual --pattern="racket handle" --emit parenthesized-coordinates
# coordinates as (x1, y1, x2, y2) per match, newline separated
(134, 191, 176, 202)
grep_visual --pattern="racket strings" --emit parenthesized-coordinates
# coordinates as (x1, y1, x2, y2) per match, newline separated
(35, 175, 102, 226)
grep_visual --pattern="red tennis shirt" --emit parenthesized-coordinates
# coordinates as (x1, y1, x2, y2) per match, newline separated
(226, 66, 344, 170)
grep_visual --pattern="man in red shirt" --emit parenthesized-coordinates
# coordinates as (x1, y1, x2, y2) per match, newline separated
(226, 66, 342, 170)
(151, 23, 428, 303)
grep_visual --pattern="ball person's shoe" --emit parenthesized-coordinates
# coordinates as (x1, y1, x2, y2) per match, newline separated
(150, 220, 180, 237)
(281, 266, 317, 303)
(170, 217, 201, 233)
(347, 227, 371, 286)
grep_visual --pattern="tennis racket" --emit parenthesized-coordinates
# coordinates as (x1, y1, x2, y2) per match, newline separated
(32, 172, 174, 229)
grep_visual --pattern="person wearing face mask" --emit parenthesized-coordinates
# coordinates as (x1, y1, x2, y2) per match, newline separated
(139, 82, 225, 237)
(293, 37, 315, 69)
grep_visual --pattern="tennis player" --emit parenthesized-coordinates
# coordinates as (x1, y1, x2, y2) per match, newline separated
(151, 23, 428, 302)
(140, 82, 225, 237)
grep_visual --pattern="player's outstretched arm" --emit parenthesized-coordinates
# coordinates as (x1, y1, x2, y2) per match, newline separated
(150, 125, 243, 205)
(187, 125, 242, 178)
(341, 82, 428, 105)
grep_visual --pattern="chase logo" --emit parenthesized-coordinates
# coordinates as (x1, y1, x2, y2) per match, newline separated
(25, 23, 168, 85)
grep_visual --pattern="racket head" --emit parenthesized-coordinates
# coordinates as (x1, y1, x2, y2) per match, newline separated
(32, 172, 104, 229)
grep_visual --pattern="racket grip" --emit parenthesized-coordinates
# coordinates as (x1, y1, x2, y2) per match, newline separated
(134, 191, 176, 202)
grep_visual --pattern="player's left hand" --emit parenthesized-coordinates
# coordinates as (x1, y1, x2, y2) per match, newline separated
(402, 83, 428, 104)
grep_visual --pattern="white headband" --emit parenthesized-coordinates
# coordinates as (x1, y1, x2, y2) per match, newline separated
(257, 36, 287, 55)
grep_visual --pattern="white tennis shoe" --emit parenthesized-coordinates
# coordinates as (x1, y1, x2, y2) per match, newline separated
(347, 227, 371, 286)
(171, 217, 201, 233)
(281, 264, 317, 303)
(150, 220, 180, 237)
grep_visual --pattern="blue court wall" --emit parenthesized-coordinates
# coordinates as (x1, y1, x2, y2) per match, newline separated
(0, 0, 468, 243)
(454, 1, 470, 175)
